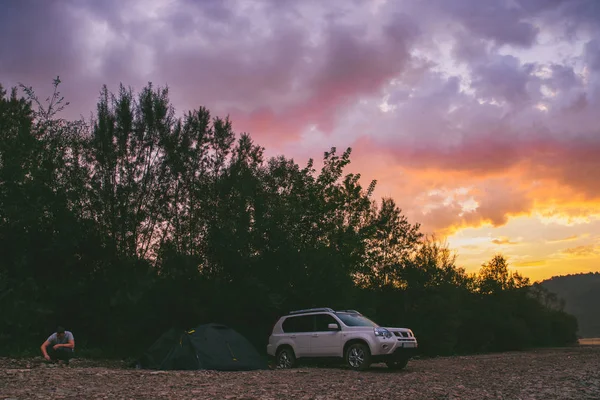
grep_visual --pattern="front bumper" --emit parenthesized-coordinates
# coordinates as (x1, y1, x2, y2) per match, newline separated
(371, 336, 418, 358)
(372, 344, 418, 362)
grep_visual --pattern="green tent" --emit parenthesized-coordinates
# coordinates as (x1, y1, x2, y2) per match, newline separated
(136, 323, 267, 371)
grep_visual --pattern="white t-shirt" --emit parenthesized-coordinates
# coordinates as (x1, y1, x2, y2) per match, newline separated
(47, 331, 74, 352)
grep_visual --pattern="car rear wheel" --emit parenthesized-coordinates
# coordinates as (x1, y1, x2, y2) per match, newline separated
(275, 347, 296, 369)
(345, 343, 371, 371)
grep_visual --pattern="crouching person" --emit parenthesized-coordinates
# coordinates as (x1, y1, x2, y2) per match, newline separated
(41, 326, 75, 365)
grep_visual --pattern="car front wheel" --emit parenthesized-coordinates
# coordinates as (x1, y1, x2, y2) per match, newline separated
(345, 343, 371, 371)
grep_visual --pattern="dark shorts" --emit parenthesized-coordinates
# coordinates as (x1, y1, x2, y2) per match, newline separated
(48, 346, 74, 362)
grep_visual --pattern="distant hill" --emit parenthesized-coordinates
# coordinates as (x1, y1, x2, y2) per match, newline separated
(540, 272, 600, 338)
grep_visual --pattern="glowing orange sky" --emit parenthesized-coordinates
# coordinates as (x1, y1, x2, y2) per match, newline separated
(325, 143, 600, 282)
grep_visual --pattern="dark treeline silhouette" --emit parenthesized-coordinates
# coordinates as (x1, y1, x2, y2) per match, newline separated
(0, 80, 578, 358)
(540, 272, 600, 338)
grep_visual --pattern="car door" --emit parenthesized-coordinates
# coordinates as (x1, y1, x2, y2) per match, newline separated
(282, 315, 313, 357)
(310, 314, 342, 357)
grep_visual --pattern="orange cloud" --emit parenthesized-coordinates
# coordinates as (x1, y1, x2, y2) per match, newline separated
(561, 245, 600, 258)
(345, 134, 600, 237)
(546, 234, 582, 243)
(491, 237, 519, 245)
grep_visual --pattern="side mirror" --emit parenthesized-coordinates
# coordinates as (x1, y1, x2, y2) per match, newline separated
(328, 323, 339, 330)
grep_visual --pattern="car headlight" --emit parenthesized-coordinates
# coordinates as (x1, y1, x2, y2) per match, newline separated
(374, 327, 392, 338)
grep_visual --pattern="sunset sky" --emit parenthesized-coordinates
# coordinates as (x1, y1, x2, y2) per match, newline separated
(1, 0, 599, 282)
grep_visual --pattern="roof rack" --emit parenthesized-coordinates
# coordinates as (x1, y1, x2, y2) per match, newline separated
(288, 307, 334, 315)
(336, 309, 362, 314)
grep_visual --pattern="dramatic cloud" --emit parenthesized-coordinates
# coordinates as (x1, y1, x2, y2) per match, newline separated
(2, 0, 422, 141)
(1, 0, 599, 280)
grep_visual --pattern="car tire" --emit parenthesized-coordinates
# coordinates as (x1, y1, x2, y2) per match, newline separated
(386, 357, 409, 370)
(345, 343, 372, 371)
(275, 347, 296, 369)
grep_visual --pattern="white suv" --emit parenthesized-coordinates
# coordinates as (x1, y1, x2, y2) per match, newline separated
(267, 308, 418, 371)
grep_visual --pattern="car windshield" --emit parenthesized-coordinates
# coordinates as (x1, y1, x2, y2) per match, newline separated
(335, 312, 378, 327)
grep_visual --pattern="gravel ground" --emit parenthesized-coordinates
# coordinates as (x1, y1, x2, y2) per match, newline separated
(1, 346, 598, 399)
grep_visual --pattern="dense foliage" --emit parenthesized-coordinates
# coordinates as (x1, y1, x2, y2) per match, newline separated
(0, 80, 578, 357)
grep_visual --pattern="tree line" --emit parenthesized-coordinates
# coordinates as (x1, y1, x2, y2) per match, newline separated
(541, 272, 600, 338)
(0, 79, 578, 358)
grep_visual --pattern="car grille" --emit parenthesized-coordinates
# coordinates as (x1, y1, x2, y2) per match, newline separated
(392, 331, 416, 341)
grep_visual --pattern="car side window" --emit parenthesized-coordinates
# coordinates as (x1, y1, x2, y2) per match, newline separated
(282, 315, 314, 332)
(295, 315, 314, 332)
(282, 317, 296, 333)
(315, 314, 338, 331)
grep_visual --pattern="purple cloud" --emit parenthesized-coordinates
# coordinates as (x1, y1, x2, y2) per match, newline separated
(1, 0, 599, 202)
